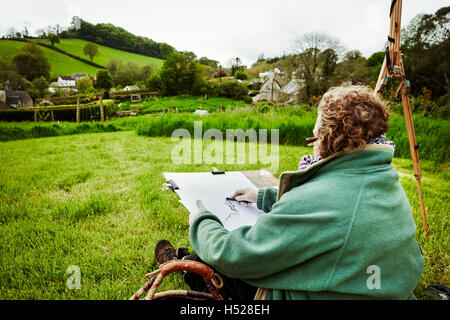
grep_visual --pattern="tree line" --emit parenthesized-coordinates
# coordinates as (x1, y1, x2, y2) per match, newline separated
(0, 43, 51, 99)
(101, 51, 250, 102)
(1, 6, 447, 117)
(248, 6, 449, 116)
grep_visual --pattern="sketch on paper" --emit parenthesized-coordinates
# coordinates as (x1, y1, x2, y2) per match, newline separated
(163, 172, 265, 231)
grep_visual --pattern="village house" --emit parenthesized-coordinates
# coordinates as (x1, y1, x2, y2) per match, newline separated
(0, 86, 33, 109)
(71, 73, 89, 81)
(254, 67, 288, 103)
(253, 67, 305, 103)
(49, 76, 78, 93)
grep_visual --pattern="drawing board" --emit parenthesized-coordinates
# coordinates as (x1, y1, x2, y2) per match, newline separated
(163, 172, 265, 231)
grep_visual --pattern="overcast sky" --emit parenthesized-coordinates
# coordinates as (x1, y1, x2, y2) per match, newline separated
(1, 0, 446, 66)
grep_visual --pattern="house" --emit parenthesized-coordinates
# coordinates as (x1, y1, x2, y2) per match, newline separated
(49, 76, 77, 93)
(282, 79, 305, 95)
(259, 67, 284, 81)
(0, 87, 33, 109)
(0, 89, 6, 109)
(123, 85, 140, 92)
(253, 67, 288, 103)
(253, 67, 307, 103)
(281, 79, 305, 103)
(72, 73, 89, 81)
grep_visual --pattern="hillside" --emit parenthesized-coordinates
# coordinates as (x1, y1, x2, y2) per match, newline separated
(0, 40, 101, 77)
(0, 39, 164, 77)
(38, 38, 164, 69)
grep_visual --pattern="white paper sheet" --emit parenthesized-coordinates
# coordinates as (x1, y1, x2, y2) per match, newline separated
(163, 172, 264, 231)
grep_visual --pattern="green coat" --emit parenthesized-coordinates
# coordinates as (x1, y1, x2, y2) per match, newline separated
(189, 145, 424, 300)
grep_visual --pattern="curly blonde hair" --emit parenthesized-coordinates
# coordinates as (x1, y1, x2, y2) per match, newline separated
(316, 86, 391, 159)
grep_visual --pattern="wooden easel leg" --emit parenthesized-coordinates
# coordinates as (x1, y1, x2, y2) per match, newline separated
(375, 58, 388, 94)
(400, 83, 429, 235)
(416, 178, 429, 234)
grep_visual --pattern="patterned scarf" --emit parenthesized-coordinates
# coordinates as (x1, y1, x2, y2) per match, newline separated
(298, 134, 395, 171)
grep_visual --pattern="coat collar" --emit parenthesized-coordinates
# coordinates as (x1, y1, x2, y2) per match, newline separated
(277, 144, 395, 201)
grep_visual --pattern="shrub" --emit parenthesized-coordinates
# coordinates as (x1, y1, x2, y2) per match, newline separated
(234, 70, 249, 80)
(208, 81, 249, 101)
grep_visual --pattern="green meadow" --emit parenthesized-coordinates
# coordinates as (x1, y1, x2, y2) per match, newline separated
(0, 99, 448, 300)
(0, 40, 101, 76)
(45, 38, 164, 69)
(0, 126, 448, 300)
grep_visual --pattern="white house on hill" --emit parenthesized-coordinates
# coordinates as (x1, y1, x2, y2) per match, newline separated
(49, 76, 77, 93)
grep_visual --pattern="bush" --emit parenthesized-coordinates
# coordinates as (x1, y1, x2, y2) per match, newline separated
(207, 81, 249, 101)
(145, 74, 163, 92)
(234, 70, 249, 81)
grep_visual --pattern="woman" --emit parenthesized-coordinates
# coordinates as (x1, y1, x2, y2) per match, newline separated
(155, 86, 424, 300)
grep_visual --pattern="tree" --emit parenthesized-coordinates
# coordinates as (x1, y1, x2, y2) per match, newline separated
(331, 56, 372, 87)
(95, 70, 113, 91)
(6, 27, 16, 39)
(35, 28, 46, 38)
(83, 42, 99, 62)
(45, 25, 55, 35)
(198, 57, 219, 68)
(32, 76, 49, 98)
(76, 76, 93, 93)
(47, 33, 60, 47)
(234, 70, 249, 80)
(21, 21, 31, 38)
(344, 50, 362, 61)
(366, 51, 385, 80)
(159, 52, 206, 96)
(0, 55, 27, 90)
(227, 57, 244, 76)
(95, 70, 113, 123)
(107, 60, 155, 87)
(55, 24, 63, 35)
(321, 48, 338, 87)
(291, 31, 344, 100)
(214, 69, 227, 82)
(158, 43, 175, 59)
(12, 43, 51, 81)
(257, 53, 266, 62)
(401, 6, 450, 97)
(145, 74, 163, 92)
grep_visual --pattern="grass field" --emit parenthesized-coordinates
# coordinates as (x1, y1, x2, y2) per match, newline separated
(119, 96, 249, 113)
(43, 39, 164, 69)
(0, 130, 448, 299)
(0, 40, 101, 76)
(1, 101, 448, 163)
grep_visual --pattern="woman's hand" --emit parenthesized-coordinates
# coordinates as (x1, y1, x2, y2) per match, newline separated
(196, 200, 207, 213)
(189, 200, 209, 226)
(231, 187, 258, 203)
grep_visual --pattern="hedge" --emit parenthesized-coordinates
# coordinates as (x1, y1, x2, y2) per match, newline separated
(0, 101, 117, 122)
